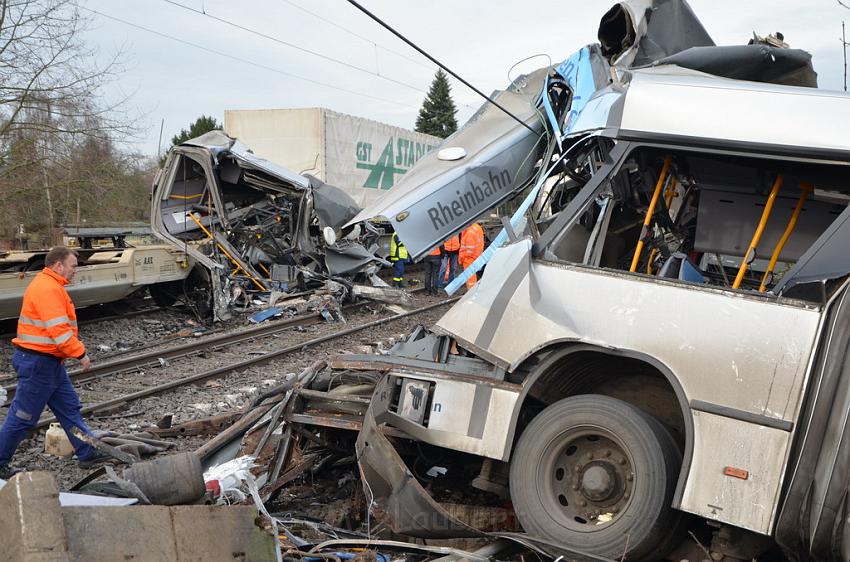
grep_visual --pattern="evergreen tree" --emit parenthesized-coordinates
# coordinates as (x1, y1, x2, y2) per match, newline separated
(160, 115, 222, 165)
(170, 115, 222, 147)
(415, 70, 458, 138)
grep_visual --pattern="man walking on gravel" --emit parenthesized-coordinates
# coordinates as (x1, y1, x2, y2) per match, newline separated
(0, 246, 106, 478)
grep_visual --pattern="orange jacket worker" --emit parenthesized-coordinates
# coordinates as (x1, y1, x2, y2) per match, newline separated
(440, 234, 460, 287)
(459, 223, 485, 289)
(425, 245, 442, 295)
(0, 246, 107, 477)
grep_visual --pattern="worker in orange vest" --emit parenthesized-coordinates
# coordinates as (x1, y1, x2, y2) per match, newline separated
(0, 246, 107, 478)
(459, 223, 485, 289)
(439, 234, 460, 289)
(425, 245, 442, 295)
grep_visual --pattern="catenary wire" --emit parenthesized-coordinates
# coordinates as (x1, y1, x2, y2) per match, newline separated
(280, 0, 433, 71)
(163, 0, 460, 102)
(80, 6, 422, 110)
(345, 0, 537, 134)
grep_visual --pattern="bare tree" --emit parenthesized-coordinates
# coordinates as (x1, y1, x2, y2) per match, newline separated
(0, 0, 141, 244)
(0, 0, 133, 151)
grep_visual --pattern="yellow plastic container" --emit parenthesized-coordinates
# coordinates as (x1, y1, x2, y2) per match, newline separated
(44, 423, 74, 457)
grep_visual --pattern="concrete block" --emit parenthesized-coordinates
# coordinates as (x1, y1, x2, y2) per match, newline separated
(170, 505, 278, 561)
(63, 506, 178, 562)
(0, 471, 276, 561)
(0, 471, 69, 561)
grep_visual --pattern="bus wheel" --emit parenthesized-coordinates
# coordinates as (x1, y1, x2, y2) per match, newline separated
(509, 394, 682, 561)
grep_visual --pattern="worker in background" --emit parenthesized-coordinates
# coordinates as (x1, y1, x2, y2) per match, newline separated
(425, 244, 442, 295)
(389, 232, 409, 288)
(459, 223, 485, 289)
(439, 233, 460, 290)
(0, 246, 107, 478)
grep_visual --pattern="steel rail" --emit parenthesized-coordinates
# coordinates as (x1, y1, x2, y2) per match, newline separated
(0, 304, 164, 340)
(2, 298, 376, 404)
(33, 296, 458, 429)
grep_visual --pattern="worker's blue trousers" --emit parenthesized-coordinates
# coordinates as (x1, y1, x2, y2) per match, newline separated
(392, 258, 407, 285)
(0, 349, 97, 466)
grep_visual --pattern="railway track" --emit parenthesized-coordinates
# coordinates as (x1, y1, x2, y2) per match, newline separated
(2, 295, 384, 404)
(32, 296, 458, 429)
(0, 302, 165, 340)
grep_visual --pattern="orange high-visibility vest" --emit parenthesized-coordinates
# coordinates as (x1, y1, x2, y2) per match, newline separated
(428, 246, 442, 257)
(459, 223, 484, 263)
(12, 268, 86, 359)
(443, 235, 460, 252)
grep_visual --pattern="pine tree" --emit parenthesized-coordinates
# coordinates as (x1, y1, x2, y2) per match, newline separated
(170, 115, 222, 147)
(415, 70, 458, 139)
(160, 115, 222, 165)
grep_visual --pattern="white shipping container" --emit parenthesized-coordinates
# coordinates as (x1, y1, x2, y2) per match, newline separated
(224, 108, 442, 207)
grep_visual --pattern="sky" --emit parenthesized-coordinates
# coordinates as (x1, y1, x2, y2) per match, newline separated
(79, 0, 850, 157)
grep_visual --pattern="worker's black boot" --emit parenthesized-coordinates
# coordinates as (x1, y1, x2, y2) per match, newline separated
(78, 451, 113, 469)
(0, 464, 22, 479)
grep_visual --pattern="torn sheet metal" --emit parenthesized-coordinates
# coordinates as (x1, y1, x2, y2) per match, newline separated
(356, 392, 484, 538)
(346, 67, 550, 260)
(152, 130, 388, 320)
(651, 44, 817, 87)
(308, 175, 362, 229)
(347, 0, 825, 269)
(772, 203, 850, 296)
(595, 0, 714, 67)
(775, 283, 850, 559)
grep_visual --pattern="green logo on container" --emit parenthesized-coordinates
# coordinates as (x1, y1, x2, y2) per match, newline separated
(356, 138, 435, 190)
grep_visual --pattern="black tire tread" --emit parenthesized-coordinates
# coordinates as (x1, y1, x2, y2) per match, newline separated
(509, 394, 681, 561)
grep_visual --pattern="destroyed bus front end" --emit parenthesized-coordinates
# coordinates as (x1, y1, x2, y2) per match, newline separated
(151, 130, 390, 321)
(350, 21, 850, 562)
(356, 134, 850, 562)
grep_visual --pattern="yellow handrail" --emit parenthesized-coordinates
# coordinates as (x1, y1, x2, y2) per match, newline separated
(630, 156, 672, 273)
(187, 213, 268, 291)
(758, 182, 813, 292)
(645, 177, 679, 274)
(257, 262, 272, 279)
(732, 175, 783, 289)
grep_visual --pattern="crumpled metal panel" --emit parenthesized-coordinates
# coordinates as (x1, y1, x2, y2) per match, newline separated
(775, 284, 850, 560)
(346, 67, 549, 261)
(773, 204, 850, 297)
(652, 44, 817, 87)
(356, 380, 483, 538)
(307, 175, 361, 230)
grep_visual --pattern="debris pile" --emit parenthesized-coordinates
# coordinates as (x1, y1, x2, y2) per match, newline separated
(50, 326, 544, 560)
(151, 130, 396, 321)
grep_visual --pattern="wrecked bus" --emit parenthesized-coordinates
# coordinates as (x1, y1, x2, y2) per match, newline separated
(348, 1, 850, 560)
(151, 130, 390, 321)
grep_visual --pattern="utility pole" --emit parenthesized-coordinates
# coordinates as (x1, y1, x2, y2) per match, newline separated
(841, 20, 847, 92)
(157, 117, 165, 160)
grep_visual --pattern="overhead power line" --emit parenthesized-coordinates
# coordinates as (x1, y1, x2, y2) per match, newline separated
(163, 0, 433, 97)
(80, 7, 421, 111)
(345, 0, 537, 134)
(280, 0, 433, 71)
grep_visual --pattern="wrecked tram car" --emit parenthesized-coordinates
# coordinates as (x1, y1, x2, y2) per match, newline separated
(351, 35, 850, 562)
(151, 130, 388, 320)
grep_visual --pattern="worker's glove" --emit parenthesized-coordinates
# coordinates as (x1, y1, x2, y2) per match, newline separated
(79, 354, 92, 372)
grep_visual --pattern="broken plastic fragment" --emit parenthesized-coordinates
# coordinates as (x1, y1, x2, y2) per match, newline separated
(426, 466, 448, 478)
